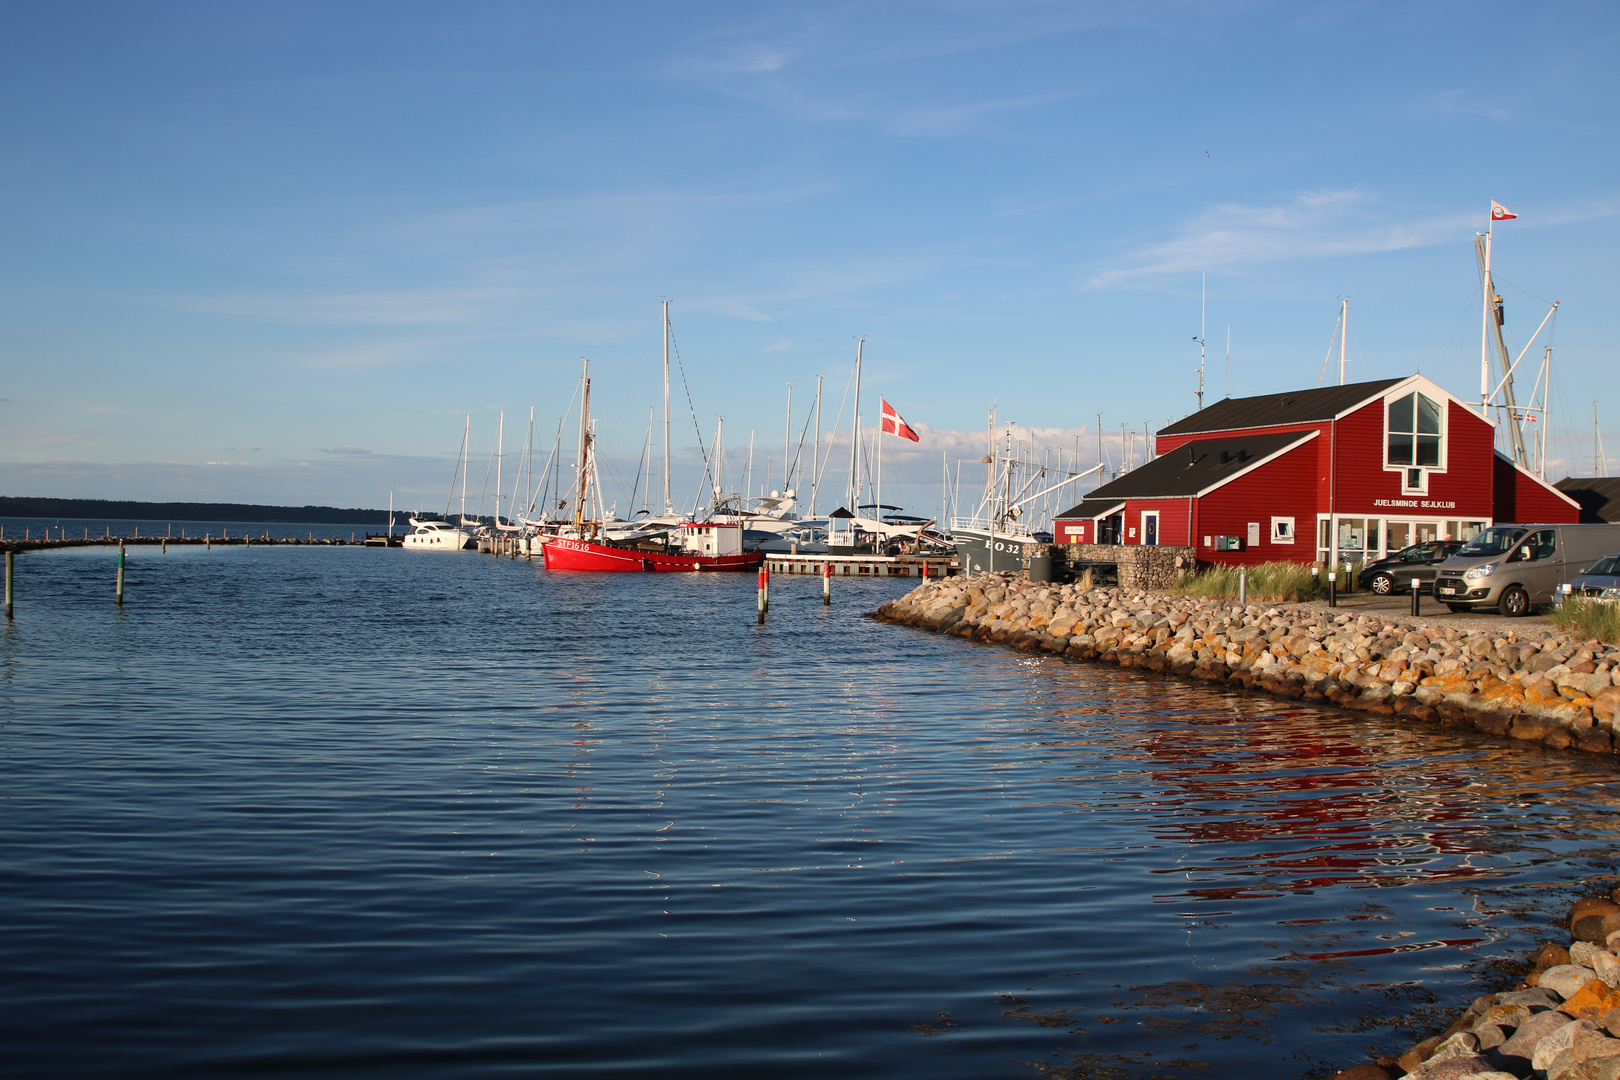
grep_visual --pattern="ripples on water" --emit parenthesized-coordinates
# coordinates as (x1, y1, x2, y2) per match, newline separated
(2, 539, 1617, 1078)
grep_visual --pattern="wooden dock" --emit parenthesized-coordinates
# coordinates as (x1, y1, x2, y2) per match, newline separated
(763, 553, 958, 578)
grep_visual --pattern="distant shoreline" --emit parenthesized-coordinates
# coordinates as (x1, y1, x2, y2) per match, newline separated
(0, 497, 389, 525)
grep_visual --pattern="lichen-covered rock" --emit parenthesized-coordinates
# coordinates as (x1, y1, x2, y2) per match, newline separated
(1542, 965, 1602, 999)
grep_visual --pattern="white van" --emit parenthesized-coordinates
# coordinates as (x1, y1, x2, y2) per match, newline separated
(1433, 523, 1620, 616)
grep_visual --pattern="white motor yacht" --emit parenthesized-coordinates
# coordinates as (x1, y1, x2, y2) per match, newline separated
(402, 517, 472, 550)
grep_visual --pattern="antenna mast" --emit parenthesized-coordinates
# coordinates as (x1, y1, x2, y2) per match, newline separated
(1339, 298, 1349, 385)
(1194, 272, 1206, 411)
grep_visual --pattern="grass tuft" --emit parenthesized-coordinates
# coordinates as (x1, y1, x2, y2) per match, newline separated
(1179, 561, 1326, 603)
(1548, 598, 1620, 645)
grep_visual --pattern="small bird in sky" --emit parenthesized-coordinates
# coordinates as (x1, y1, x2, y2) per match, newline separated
(1205, 150, 1210, 157)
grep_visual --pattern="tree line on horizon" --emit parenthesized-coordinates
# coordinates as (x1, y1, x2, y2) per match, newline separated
(0, 497, 389, 525)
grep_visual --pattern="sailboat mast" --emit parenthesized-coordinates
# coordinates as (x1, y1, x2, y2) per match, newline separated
(495, 410, 504, 526)
(714, 417, 725, 503)
(1480, 221, 1494, 414)
(575, 358, 590, 530)
(460, 412, 470, 524)
(812, 374, 822, 517)
(783, 383, 794, 493)
(849, 339, 863, 510)
(662, 300, 672, 515)
(1540, 348, 1551, 479)
(644, 407, 654, 516)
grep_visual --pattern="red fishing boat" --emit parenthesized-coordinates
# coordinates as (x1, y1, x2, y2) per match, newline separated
(541, 523, 764, 573)
(537, 356, 764, 573)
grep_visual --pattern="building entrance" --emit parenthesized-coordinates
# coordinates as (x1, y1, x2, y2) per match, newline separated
(1317, 515, 1489, 570)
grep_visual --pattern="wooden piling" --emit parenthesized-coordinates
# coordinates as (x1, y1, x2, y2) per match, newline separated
(5, 550, 13, 619)
(116, 544, 125, 606)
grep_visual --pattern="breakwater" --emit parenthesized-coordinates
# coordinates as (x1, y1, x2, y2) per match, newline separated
(873, 571, 1620, 756)
(2, 535, 360, 553)
(1348, 889, 1620, 1080)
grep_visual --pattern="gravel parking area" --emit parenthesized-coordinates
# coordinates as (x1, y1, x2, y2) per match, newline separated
(1297, 589, 1556, 634)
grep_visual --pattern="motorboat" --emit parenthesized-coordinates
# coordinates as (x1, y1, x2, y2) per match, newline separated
(402, 517, 472, 550)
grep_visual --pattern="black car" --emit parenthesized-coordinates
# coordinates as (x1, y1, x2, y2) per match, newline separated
(1356, 540, 1464, 595)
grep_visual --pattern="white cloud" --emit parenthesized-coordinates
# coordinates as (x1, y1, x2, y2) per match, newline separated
(1428, 88, 1515, 123)
(1088, 191, 1476, 288)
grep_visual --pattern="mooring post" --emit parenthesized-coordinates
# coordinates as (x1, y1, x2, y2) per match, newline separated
(116, 543, 126, 606)
(206, 534, 211, 549)
(162, 539, 167, 554)
(5, 549, 14, 618)
(823, 562, 831, 605)
(757, 567, 767, 623)
(1410, 577, 1422, 617)
(1327, 571, 1337, 608)
(1237, 565, 1247, 606)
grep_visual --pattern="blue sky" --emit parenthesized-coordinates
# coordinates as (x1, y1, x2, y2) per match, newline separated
(2, 1, 1617, 517)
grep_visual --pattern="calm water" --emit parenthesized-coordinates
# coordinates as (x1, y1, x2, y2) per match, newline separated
(3, 542, 1618, 1079)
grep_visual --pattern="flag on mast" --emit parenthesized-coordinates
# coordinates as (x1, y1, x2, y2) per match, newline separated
(880, 398, 920, 442)
(1490, 200, 1518, 221)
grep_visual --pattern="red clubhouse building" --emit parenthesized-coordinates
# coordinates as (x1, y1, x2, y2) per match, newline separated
(1055, 375, 1578, 567)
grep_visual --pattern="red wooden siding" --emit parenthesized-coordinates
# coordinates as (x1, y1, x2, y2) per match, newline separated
(1187, 441, 1323, 566)
(1327, 398, 1493, 518)
(1493, 456, 1580, 524)
(1054, 518, 1094, 544)
(1118, 498, 1190, 546)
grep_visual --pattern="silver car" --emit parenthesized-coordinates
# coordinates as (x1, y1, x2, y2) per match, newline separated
(1557, 552, 1620, 607)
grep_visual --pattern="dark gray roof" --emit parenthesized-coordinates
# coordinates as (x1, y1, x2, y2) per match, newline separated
(1555, 477, 1620, 523)
(1054, 497, 1124, 519)
(1158, 377, 1405, 437)
(1060, 431, 1314, 504)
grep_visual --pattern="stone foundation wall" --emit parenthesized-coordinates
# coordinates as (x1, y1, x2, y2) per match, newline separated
(1057, 543, 1196, 591)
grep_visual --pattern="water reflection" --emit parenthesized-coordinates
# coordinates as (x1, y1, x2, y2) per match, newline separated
(0, 551, 1616, 1079)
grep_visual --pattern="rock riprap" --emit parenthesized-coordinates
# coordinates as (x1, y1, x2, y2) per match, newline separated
(873, 571, 1620, 755)
(1326, 892, 1620, 1079)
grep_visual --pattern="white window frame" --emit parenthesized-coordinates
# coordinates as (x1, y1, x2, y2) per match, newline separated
(1383, 389, 1447, 493)
(1139, 510, 1159, 546)
(1270, 516, 1296, 545)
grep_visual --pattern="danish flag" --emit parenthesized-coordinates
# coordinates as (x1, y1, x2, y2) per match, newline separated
(1490, 200, 1518, 221)
(881, 398, 920, 442)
